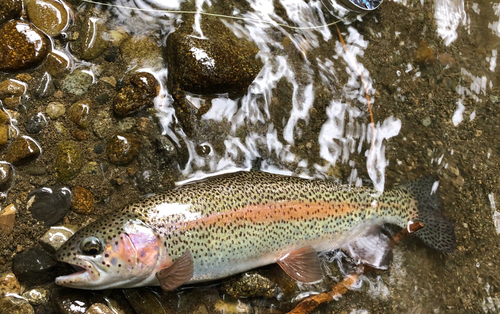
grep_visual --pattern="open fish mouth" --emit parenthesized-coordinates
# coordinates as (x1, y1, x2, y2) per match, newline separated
(55, 259, 100, 287)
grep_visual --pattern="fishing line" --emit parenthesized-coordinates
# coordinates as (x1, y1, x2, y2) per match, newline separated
(80, 0, 340, 30)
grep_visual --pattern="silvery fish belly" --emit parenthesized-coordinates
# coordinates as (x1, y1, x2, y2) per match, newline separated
(55, 172, 456, 290)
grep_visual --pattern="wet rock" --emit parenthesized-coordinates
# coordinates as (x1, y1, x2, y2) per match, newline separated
(107, 133, 139, 165)
(80, 16, 108, 60)
(52, 288, 90, 314)
(25, 166, 47, 175)
(222, 272, 277, 299)
(25, 113, 48, 134)
(26, 0, 69, 37)
(70, 186, 94, 214)
(22, 288, 49, 306)
(122, 288, 172, 314)
(414, 40, 435, 64)
(12, 247, 58, 286)
(0, 296, 35, 314)
(96, 93, 110, 105)
(55, 140, 83, 181)
(0, 79, 27, 99)
(3, 95, 21, 109)
(0, 110, 10, 124)
(27, 186, 72, 226)
(46, 101, 66, 119)
(62, 70, 93, 96)
(0, 0, 22, 24)
(113, 72, 159, 117)
(99, 76, 116, 88)
(117, 117, 135, 132)
(68, 100, 92, 129)
(34, 72, 55, 98)
(166, 16, 262, 95)
(40, 225, 77, 252)
(437, 53, 456, 67)
(43, 50, 71, 78)
(0, 20, 50, 71)
(4, 136, 41, 165)
(120, 35, 163, 70)
(0, 272, 21, 296)
(92, 110, 113, 139)
(0, 162, 14, 191)
(0, 125, 9, 147)
(0, 204, 16, 235)
(72, 129, 87, 141)
(86, 303, 115, 314)
(214, 298, 250, 313)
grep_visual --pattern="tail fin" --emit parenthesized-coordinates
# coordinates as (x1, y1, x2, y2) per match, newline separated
(403, 176, 456, 253)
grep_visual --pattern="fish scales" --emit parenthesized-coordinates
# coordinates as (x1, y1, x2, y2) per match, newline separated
(55, 172, 455, 290)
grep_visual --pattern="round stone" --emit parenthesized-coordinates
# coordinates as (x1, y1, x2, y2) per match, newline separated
(80, 16, 108, 60)
(68, 100, 91, 129)
(55, 141, 82, 181)
(0, 204, 16, 235)
(43, 50, 71, 78)
(107, 133, 139, 165)
(27, 186, 72, 226)
(0, 20, 50, 71)
(0, 272, 21, 296)
(46, 101, 66, 119)
(4, 136, 41, 165)
(25, 113, 48, 134)
(0, 162, 14, 191)
(61, 70, 93, 96)
(113, 72, 159, 117)
(12, 246, 58, 286)
(0, 296, 34, 314)
(26, 0, 69, 37)
(39, 225, 77, 252)
(0, 0, 22, 25)
(70, 186, 94, 214)
(0, 79, 27, 99)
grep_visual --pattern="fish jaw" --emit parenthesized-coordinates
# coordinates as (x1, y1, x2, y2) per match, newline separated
(55, 257, 102, 289)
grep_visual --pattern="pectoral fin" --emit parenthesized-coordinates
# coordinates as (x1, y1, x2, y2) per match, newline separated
(277, 246, 323, 283)
(156, 250, 194, 291)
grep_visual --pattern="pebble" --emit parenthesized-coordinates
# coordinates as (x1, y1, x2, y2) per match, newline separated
(120, 34, 163, 70)
(12, 246, 58, 286)
(43, 50, 71, 78)
(70, 186, 94, 214)
(0, 296, 35, 314)
(40, 225, 77, 252)
(0, 162, 14, 191)
(92, 110, 113, 139)
(0, 0, 22, 25)
(166, 16, 262, 95)
(0, 110, 10, 124)
(68, 100, 92, 128)
(117, 117, 135, 132)
(437, 53, 455, 67)
(62, 70, 93, 96)
(34, 72, 55, 98)
(81, 161, 100, 174)
(0, 125, 8, 147)
(113, 72, 159, 117)
(100, 76, 116, 88)
(421, 117, 431, 127)
(22, 288, 49, 306)
(80, 16, 108, 60)
(107, 133, 139, 165)
(46, 101, 66, 119)
(26, 0, 69, 37)
(0, 79, 27, 99)
(52, 288, 90, 314)
(0, 272, 21, 296)
(0, 20, 50, 71)
(85, 303, 115, 314)
(55, 140, 83, 181)
(222, 272, 277, 298)
(122, 288, 170, 314)
(4, 136, 42, 165)
(27, 186, 72, 226)
(25, 166, 47, 176)
(3, 96, 21, 109)
(25, 113, 48, 134)
(414, 40, 435, 64)
(0, 204, 16, 235)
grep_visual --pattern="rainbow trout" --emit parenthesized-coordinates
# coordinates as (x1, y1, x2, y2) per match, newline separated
(55, 172, 456, 290)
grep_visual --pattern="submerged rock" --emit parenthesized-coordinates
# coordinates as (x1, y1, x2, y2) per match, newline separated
(40, 225, 77, 252)
(0, 162, 14, 192)
(43, 50, 71, 78)
(46, 101, 66, 119)
(0, 296, 34, 314)
(25, 113, 48, 134)
(68, 100, 92, 129)
(80, 16, 108, 60)
(55, 140, 82, 181)
(0, 79, 27, 99)
(0, 0, 22, 25)
(120, 34, 163, 70)
(0, 272, 21, 296)
(26, 0, 69, 37)
(51, 287, 90, 314)
(12, 247, 58, 286)
(4, 136, 42, 165)
(222, 272, 277, 299)
(62, 70, 93, 96)
(27, 186, 72, 226)
(0, 20, 50, 71)
(166, 16, 262, 95)
(0, 204, 16, 235)
(70, 186, 94, 214)
(107, 133, 139, 165)
(113, 72, 159, 117)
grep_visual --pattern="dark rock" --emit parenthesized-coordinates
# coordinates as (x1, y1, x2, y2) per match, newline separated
(27, 186, 72, 226)
(55, 141, 82, 181)
(96, 93, 109, 105)
(221, 272, 277, 298)
(0, 296, 34, 314)
(80, 16, 108, 60)
(107, 133, 139, 165)
(113, 72, 159, 117)
(4, 136, 41, 165)
(25, 113, 48, 134)
(34, 72, 55, 99)
(51, 287, 91, 314)
(12, 247, 58, 286)
(94, 143, 104, 154)
(122, 288, 171, 314)
(70, 186, 94, 214)
(26, 0, 69, 37)
(0, 161, 14, 191)
(68, 100, 91, 129)
(0, 0, 22, 25)
(0, 20, 50, 71)
(166, 15, 262, 95)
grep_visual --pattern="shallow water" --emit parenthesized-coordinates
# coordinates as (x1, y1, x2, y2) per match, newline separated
(0, 0, 499, 312)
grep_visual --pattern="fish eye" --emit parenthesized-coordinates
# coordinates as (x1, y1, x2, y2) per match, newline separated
(80, 236, 103, 255)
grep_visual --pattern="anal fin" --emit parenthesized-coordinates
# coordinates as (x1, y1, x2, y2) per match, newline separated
(277, 246, 323, 283)
(156, 250, 194, 291)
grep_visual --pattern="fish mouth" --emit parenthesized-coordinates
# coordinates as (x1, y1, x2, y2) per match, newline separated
(55, 258, 100, 288)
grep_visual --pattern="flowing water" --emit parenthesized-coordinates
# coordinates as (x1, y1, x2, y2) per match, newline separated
(0, 0, 499, 313)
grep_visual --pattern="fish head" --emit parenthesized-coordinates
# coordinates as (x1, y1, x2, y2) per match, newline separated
(55, 213, 169, 289)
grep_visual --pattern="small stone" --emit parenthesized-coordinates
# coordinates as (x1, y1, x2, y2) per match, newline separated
(437, 53, 455, 67)
(68, 100, 92, 129)
(72, 129, 87, 141)
(113, 72, 159, 117)
(52, 288, 90, 314)
(122, 288, 169, 314)
(25, 166, 47, 175)
(25, 113, 48, 134)
(0, 272, 21, 296)
(0, 125, 8, 147)
(0, 162, 14, 192)
(0, 20, 50, 71)
(422, 117, 431, 127)
(22, 288, 49, 306)
(100, 76, 116, 88)
(12, 247, 58, 286)
(70, 186, 94, 214)
(80, 16, 108, 60)
(117, 117, 135, 132)
(46, 101, 66, 119)
(26, 0, 69, 37)
(0, 204, 16, 235)
(81, 161, 100, 174)
(15, 73, 32, 82)
(86, 303, 115, 314)
(55, 141, 82, 181)
(0, 0, 22, 25)
(34, 72, 55, 98)
(0, 296, 35, 314)
(107, 133, 139, 165)
(3, 96, 21, 109)
(0, 110, 10, 124)
(96, 93, 110, 105)
(222, 272, 277, 298)
(414, 41, 435, 64)
(92, 110, 113, 139)
(120, 35, 163, 70)
(40, 225, 77, 252)
(43, 50, 71, 78)
(62, 70, 93, 96)
(4, 136, 41, 165)
(27, 186, 72, 226)
(0, 79, 27, 99)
